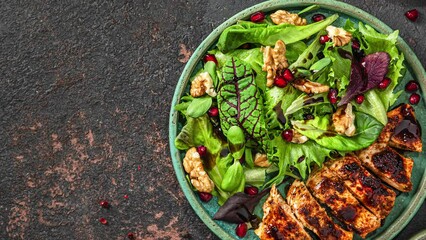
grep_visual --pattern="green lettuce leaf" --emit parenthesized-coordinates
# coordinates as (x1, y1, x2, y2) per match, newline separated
(292, 112, 383, 151)
(265, 136, 332, 186)
(358, 22, 404, 110)
(322, 42, 352, 94)
(217, 58, 268, 149)
(217, 14, 338, 52)
(263, 86, 300, 129)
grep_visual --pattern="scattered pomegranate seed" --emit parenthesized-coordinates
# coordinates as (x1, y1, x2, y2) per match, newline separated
(100, 200, 109, 208)
(198, 192, 213, 202)
(137, 165, 141, 171)
(274, 75, 287, 88)
(196, 145, 207, 157)
(236, 223, 248, 238)
(378, 77, 391, 89)
(124, 194, 129, 199)
(405, 9, 419, 22)
(244, 186, 259, 196)
(312, 14, 326, 22)
(352, 39, 360, 50)
(99, 217, 108, 225)
(281, 129, 293, 142)
(328, 88, 338, 104)
(405, 80, 419, 92)
(409, 93, 421, 105)
(203, 54, 218, 65)
(282, 69, 294, 81)
(319, 35, 330, 45)
(208, 107, 219, 117)
(127, 232, 135, 239)
(355, 95, 365, 104)
(250, 11, 265, 23)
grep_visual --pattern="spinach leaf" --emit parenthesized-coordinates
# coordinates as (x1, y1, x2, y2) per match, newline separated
(186, 96, 212, 118)
(217, 14, 338, 52)
(217, 58, 268, 149)
(292, 112, 383, 151)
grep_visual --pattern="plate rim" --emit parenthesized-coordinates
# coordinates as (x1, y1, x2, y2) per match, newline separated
(169, 0, 426, 239)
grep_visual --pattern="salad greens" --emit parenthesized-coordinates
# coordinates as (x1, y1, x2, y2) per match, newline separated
(175, 7, 406, 213)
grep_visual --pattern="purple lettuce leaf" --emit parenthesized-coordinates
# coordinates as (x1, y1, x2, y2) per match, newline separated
(338, 52, 390, 106)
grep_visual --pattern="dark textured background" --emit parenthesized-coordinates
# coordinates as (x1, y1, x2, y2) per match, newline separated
(0, 0, 424, 239)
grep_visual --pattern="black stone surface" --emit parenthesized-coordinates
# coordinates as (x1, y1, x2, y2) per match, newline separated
(0, 0, 424, 239)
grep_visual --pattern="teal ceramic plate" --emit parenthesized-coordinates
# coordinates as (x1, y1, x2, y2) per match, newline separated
(169, 0, 426, 239)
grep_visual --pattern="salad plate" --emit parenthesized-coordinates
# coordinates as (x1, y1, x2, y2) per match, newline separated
(169, 0, 426, 239)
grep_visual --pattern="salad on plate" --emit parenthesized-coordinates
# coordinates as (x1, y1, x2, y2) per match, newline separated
(173, 5, 422, 239)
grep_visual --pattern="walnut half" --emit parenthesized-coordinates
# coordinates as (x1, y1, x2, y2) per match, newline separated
(254, 153, 271, 167)
(183, 147, 214, 193)
(292, 79, 330, 94)
(332, 103, 356, 136)
(326, 26, 352, 47)
(270, 10, 307, 26)
(261, 40, 289, 87)
(190, 72, 217, 98)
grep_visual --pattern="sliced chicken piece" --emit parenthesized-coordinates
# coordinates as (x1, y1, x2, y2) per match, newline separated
(255, 185, 312, 240)
(307, 166, 380, 238)
(326, 156, 396, 219)
(387, 103, 422, 152)
(287, 180, 353, 240)
(357, 144, 413, 192)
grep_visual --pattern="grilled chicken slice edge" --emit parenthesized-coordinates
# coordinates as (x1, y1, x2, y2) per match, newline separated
(287, 180, 353, 240)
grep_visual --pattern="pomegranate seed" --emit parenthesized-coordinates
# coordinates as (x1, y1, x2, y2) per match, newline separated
(409, 93, 421, 105)
(274, 75, 288, 88)
(203, 54, 218, 65)
(328, 88, 338, 104)
(405, 80, 419, 92)
(198, 192, 213, 202)
(244, 186, 259, 196)
(312, 14, 326, 22)
(355, 95, 365, 104)
(196, 145, 207, 157)
(405, 9, 419, 22)
(100, 200, 109, 208)
(236, 223, 248, 238)
(208, 107, 219, 117)
(378, 77, 391, 89)
(281, 129, 293, 142)
(250, 11, 265, 23)
(124, 194, 129, 199)
(352, 39, 360, 50)
(282, 69, 294, 81)
(99, 217, 108, 225)
(127, 232, 135, 239)
(319, 35, 330, 45)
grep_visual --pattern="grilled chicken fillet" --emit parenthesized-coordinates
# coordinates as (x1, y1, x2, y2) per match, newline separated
(287, 180, 353, 240)
(327, 156, 396, 219)
(357, 143, 413, 192)
(386, 103, 422, 152)
(307, 167, 380, 238)
(255, 185, 311, 240)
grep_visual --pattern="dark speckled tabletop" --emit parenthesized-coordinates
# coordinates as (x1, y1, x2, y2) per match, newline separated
(0, 0, 424, 239)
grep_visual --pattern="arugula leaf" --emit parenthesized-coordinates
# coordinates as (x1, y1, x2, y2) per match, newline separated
(285, 92, 329, 117)
(292, 112, 383, 151)
(217, 14, 338, 52)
